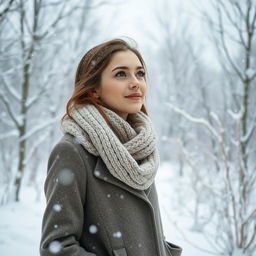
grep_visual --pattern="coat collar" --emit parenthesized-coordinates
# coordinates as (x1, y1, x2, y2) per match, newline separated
(93, 157, 152, 205)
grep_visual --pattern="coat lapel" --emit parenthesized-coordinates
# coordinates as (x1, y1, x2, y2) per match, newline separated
(93, 157, 152, 205)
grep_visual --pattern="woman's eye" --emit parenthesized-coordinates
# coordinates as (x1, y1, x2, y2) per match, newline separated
(115, 70, 145, 78)
(137, 71, 145, 77)
(115, 71, 126, 77)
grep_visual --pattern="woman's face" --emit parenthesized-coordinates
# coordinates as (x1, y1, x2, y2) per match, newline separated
(95, 50, 147, 120)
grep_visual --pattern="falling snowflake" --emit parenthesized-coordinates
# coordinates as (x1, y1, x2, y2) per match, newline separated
(58, 168, 74, 185)
(53, 204, 62, 212)
(89, 225, 98, 234)
(16, 172, 22, 179)
(113, 231, 122, 238)
(48, 240, 61, 254)
(94, 170, 100, 177)
(245, 68, 255, 79)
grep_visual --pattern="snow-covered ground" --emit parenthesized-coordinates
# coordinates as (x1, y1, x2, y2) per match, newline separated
(156, 162, 214, 256)
(0, 162, 211, 256)
(0, 189, 44, 256)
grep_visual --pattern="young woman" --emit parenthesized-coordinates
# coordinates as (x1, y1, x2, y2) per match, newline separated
(40, 39, 182, 256)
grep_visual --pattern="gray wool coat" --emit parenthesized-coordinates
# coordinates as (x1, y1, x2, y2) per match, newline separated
(40, 134, 182, 256)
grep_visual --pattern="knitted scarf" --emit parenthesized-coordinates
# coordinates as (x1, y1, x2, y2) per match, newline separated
(61, 104, 160, 190)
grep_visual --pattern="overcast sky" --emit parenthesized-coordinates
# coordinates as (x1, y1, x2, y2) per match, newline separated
(95, 0, 221, 70)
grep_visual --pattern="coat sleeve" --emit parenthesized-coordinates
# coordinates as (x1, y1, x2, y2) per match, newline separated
(40, 139, 97, 256)
(153, 183, 182, 256)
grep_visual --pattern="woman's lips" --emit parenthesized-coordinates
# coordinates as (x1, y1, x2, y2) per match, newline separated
(125, 96, 142, 100)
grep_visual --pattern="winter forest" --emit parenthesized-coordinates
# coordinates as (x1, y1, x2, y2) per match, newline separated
(0, 0, 256, 255)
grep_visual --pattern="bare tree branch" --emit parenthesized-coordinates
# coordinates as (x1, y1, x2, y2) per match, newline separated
(0, 92, 20, 128)
(216, 2, 244, 81)
(166, 103, 222, 142)
(0, 0, 15, 18)
(19, 116, 59, 143)
(1, 74, 21, 102)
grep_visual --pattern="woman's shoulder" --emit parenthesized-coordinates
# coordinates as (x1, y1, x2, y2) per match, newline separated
(48, 134, 96, 169)
(57, 133, 82, 147)
(52, 134, 89, 155)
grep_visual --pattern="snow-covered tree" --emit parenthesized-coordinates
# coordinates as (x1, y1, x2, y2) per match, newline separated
(166, 1, 256, 255)
(0, 0, 106, 202)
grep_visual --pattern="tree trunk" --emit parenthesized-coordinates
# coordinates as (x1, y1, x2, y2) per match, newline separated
(14, 59, 30, 201)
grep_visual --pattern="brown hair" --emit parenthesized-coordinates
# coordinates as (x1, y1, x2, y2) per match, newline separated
(62, 38, 148, 126)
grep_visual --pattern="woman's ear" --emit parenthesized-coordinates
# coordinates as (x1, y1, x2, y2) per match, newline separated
(89, 89, 100, 98)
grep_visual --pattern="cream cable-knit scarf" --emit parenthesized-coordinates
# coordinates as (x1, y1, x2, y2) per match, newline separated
(61, 104, 160, 190)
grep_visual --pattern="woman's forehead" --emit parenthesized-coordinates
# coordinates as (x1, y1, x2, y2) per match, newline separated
(107, 50, 142, 68)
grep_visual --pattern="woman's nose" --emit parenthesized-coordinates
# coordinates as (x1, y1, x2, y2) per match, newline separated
(129, 76, 140, 88)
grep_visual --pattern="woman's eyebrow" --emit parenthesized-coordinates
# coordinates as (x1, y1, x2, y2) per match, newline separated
(111, 66, 144, 72)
